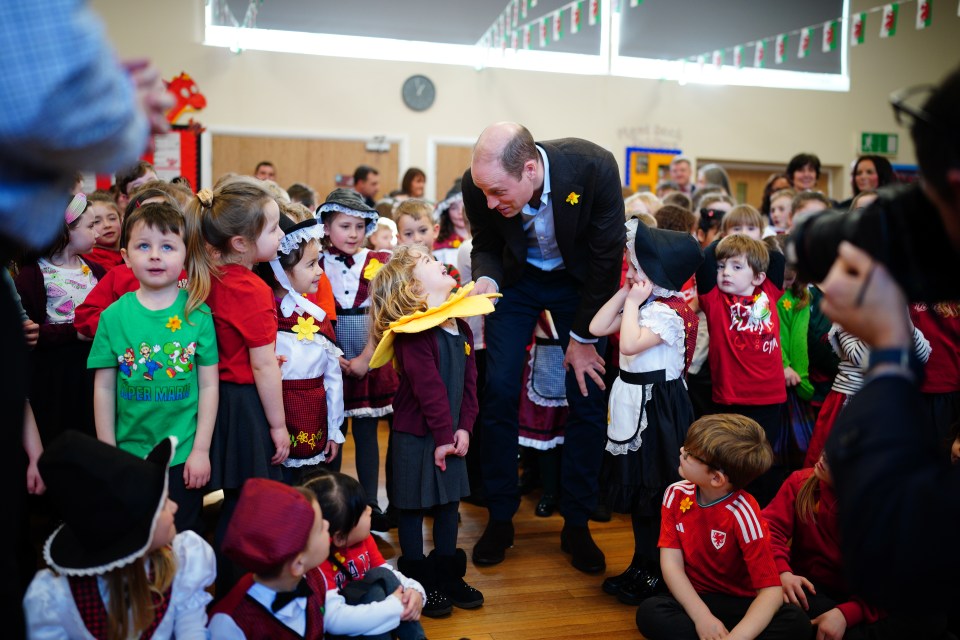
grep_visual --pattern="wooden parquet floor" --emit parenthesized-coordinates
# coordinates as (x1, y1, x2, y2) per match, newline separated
(340, 421, 646, 640)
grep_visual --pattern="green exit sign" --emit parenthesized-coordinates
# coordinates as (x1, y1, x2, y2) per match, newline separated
(860, 132, 898, 156)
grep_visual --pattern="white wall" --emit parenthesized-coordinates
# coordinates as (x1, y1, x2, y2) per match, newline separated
(92, 0, 960, 199)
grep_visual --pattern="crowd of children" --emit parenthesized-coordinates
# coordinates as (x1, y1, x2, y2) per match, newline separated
(12, 156, 959, 640)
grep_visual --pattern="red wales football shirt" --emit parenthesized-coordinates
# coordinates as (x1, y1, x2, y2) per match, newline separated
(659, 481, 780, 598)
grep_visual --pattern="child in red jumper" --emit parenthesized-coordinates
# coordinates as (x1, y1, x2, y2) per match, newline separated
(762, 454, 949, 639)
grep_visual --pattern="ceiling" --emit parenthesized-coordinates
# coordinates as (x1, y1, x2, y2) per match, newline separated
(217, 0, 844, 74)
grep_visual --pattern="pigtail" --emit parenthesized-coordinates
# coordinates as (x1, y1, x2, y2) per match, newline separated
(795, 470, 821, 525)
(184, 189, 217, 319)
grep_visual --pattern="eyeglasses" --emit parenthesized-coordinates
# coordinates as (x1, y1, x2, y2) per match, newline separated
(889, 84, 936, 129)
(681, 446, 721, 472)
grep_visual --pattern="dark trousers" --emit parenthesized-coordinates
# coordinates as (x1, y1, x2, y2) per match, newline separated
(167, 463, 204, 534)
(482, 266, 607, 525)
(326, 567, 426, 640)
(1, 260, 28, 638)
(717, 402, 786, 507)
(804, 584, 949, 640)
(637, 593, 811, 640)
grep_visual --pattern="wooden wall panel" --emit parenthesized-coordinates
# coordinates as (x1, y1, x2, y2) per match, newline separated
(212, 135, 399, 203)
(436, 144, 473, 200)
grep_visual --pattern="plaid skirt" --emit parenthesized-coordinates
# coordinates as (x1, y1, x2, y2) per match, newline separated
(336, 309, 397, 417)
(392, 431, 470, 510)
(282, 376, 328, 466)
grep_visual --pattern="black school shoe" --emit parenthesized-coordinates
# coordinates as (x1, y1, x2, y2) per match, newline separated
(616, 566, 667, 605)
(471, 519, 514, 566)
(535, 494, 558, 517)
(559, 523, 606, 574)
(601, 563, 647, 595)
(369, 504, 392, 532)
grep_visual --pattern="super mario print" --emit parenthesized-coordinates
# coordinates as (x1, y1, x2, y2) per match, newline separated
(117, 341, 198, 381)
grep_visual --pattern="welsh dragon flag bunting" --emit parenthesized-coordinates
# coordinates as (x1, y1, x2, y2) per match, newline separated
(822, 19, 839, 52)
(539, 17, 548, 47)
(571, 2, 582, 34)
(712, 49, 723, 69)
(916, 0, 932, 29)
(775, 33, 788, 64)
(552, 9, 564, 41)
(852, 12, 866, 46)
(754, 39, 766, 67)
(880, 3, 899, 38)
(523, 24, 531, 49)
(798, 27, 811, 58)
(733, 45, 744, 68)
(588, 0, 600, 26)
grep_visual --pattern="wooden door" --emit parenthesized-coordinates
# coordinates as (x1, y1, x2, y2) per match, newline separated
(436, 144, 473, 201)
(211, 135, 400, 203)
(699, 159, 839, 208)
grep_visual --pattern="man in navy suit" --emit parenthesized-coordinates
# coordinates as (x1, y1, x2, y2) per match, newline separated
(463, 122, 625, 573)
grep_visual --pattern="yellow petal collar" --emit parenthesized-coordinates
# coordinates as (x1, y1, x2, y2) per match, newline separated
(369, 282, 500, 369)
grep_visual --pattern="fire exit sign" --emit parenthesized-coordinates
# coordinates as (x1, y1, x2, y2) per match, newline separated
(860, 132, 898, 156)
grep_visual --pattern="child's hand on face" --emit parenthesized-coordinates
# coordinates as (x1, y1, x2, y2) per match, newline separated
(453, 429, 470, 456)
(269, 427, 290, 465)
(183, 450, 211, 489)
(626, 278, 653, 305)
(400, 587, 423, 621)
(433, 444, 456, 471)
(783, 366, 801, 387)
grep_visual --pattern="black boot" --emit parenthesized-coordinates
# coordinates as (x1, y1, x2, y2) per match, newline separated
(397, 555, 453, 618)
(560, 523, 606, 574)
(472, 519, 514, 566)
(433, 549, 484, 609)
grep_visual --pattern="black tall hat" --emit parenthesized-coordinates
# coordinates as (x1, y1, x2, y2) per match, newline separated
(628, 218, 704, 292)
(316, 188, 379, 236)
(39, 432, 175, 576)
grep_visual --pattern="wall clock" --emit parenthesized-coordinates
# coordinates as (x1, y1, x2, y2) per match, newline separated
(401, 75, 436, 112)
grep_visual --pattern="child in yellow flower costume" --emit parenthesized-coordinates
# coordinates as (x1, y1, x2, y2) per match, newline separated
(317, 188, 398, 528)
(258, 214, 345, 485)
(368, 244, 498, 618)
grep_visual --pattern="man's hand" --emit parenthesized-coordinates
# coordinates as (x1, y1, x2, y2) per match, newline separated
(470, 278, 497, 296)
(123, 59, 174, 138)
(563, 339, 605, 397)
(820, 242, 910, 350)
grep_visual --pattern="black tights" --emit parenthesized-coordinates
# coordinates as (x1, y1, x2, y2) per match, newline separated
(397, 502, 459, 559)
(632, 510, 662, 569)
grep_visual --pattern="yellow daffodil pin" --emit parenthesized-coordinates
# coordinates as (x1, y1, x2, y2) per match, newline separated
(464, 342, 471, 356)
(166, 315, 182, 332)
(566, 192, 580, 205)
(363, 258, 384, 281)
(679, 496, 693, 513)
(80, 264, 91, 276)
(782, 299, 793, 311)
(452, 239, 461, 248)
(293, 316, 320, 341)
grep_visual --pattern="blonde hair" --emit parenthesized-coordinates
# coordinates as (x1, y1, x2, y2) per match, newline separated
(721, 204, 764, 235)
(716, 234, 770, 276)
(394, 198, 434, 225)
(683, 414, 773, 489)
(184, 176, 274, 316)
(624, 191, 662, 219)
(281, 201, 315, 223)
(104, 547, 177, 640)
(368, 244, 430, 344)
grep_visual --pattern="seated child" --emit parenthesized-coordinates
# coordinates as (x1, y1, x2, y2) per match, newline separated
(696, 224, 787, 507)
(762, 454, 949, 639)
(209, 478, 331, 640)
(24, 433, 215, 639)
(636, 414, 810, 640)
(306, 471, 426, 639)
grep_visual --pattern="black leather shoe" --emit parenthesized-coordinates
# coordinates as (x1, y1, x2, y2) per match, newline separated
(535, 495, 558, 517)
(472, 520, 514, 566)
(590, 501, 612, 523)
(369, 505, 391, 532)
(617, 567, 666, 605)
(601, 563, 646, 595)
(560, 524, 605, 574)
